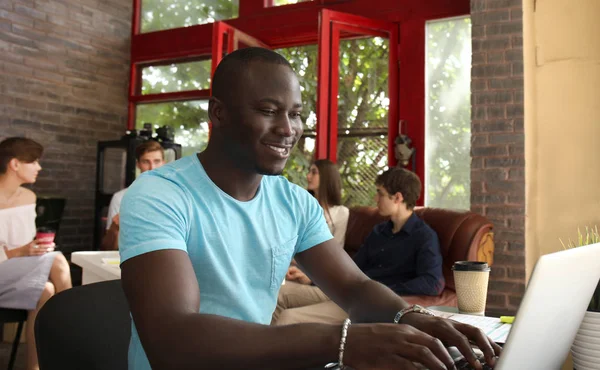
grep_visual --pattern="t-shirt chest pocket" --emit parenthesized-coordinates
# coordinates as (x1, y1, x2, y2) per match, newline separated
(270, 235, 298, 290)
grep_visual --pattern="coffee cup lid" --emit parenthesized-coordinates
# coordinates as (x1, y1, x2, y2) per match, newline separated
(452, 261, 490, 272)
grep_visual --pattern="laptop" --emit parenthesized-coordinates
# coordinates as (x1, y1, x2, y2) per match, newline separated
(325, 243, 600, 370)
(489, 243, 600, 369)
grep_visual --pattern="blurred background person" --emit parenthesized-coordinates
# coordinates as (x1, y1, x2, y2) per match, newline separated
(306, 159, 349, 247)
(101, 140, 165, 251)
(273, 159, 349, 323)
(0, 137, 72, 370)
(287, 159, 349, 284)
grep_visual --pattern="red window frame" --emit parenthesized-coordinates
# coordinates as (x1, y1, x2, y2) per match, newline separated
(127, 21, 268, 130)
(127, 0, 469, 202)
(315, 9, 398, 164)
(211, 22, 270, 76)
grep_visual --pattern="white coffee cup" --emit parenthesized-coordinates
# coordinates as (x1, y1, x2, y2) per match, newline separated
(452, 261, 491, 316)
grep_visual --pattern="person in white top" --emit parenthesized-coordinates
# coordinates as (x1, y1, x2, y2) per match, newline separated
(306, 159, 349, 246)
(0, 137, 72, 370)
(100, 140, 165, 250)
(273, 159, 349, 323)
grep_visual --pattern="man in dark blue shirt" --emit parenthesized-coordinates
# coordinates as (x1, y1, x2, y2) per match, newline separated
(354, 167, 444, 296)
(273, 167, 444, 325)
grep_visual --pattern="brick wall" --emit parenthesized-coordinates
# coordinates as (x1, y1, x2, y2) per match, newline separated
(470, 0, 525, 314)
(0, 0, 132, 255)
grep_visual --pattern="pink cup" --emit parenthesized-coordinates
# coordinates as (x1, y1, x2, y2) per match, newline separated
(36, 227, 56, 246)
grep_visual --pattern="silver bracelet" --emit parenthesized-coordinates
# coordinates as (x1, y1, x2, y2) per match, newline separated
(338, 318, 351, 369)
(393, 304, 435, 324)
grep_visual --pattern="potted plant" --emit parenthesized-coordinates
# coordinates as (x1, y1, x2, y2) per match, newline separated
(561, 227, 600, 370)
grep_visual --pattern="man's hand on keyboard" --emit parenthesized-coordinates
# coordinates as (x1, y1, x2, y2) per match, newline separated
(344, 323, 456, 370)
(400, 313, 502, 370)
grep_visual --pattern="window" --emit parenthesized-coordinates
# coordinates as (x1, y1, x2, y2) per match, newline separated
(425, 16, 472, 209)
(136, 101, 210, 157)
(277, 37, 390, 207)
(130, 2, 469, 209)
(141, 0, 239, 33)
(336, 37, 389, 206)
(141, 60, 212, 94)
(278, 45, 318, 189)
(271, 0, 313, 6)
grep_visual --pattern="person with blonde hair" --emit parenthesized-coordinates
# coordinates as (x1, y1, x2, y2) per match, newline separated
(0, 137, 72, 370)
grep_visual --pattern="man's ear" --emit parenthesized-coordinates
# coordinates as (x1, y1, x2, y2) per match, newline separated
(394, 192, 404, 204)
(208, 97, 225, 128)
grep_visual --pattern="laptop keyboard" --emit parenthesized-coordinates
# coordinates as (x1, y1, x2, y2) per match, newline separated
(455, 356, 493, 370)
(324, 351, 495, 370)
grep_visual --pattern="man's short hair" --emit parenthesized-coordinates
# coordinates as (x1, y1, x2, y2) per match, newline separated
(0, 137, 44, 174)
(375, 167, 421, 210)
(135, 140, 164, 162)
(211, 47, 293, 104)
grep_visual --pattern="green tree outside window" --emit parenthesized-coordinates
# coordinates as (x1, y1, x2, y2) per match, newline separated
(425, 17, 472, 210)
(135, 1, 472, 208)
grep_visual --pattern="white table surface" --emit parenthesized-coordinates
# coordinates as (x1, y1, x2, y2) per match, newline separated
(71, 251, 121, 285)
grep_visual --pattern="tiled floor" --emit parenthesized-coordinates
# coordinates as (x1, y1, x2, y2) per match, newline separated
(0, 341, 26, 370)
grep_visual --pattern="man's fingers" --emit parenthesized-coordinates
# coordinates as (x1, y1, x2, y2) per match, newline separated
(454, 322, 500, 367)
(438, 322, 482, 369)
(401, 342, 449, 370)
(491, 338, 502, 355)
(484, 336, 502, 366)
(395, 325, 455, 370)
(408, 316, 496, 370)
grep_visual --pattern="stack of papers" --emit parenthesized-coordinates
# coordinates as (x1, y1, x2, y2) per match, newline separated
(431, 309, 512, 343)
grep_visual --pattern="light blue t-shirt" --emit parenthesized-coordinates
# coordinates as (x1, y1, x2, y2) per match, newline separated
(119, 155, 333, 370)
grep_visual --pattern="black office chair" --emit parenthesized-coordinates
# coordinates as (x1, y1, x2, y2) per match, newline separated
(34, 280, 130, 370)
(0, 308, 27, 370)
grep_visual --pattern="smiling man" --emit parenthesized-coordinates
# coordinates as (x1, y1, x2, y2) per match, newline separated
(119, 48, 501, 370)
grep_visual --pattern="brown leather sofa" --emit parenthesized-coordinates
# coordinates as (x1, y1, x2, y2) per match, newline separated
(344, 207, 495, 307)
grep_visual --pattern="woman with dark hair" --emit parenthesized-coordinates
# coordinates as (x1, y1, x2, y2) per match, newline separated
(306, 159, 349, 246)
(0, 137, 72, 370)
(272, 160, 349, 325)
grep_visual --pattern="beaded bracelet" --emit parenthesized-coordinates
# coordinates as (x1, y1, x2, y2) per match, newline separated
(338, 318, 352, 369)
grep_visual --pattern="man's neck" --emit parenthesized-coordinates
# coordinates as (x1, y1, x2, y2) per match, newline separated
(198, 149, 262, 202)
(389, 208, 413, 234)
